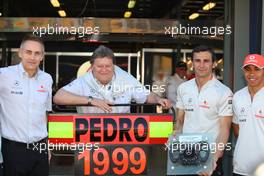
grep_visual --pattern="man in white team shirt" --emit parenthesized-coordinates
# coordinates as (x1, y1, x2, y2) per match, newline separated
(232, 54, 264, 176)
(0, 35, 52, 176)
(53, 45, 171, 112)
(173, 45, 233, 176)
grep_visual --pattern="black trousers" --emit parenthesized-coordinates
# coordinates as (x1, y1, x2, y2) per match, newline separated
(0, 164, 3, 176)
(2, 137, 48, 176)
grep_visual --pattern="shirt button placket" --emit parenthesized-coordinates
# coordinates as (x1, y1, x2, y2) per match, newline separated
(28, 78, 33, 143)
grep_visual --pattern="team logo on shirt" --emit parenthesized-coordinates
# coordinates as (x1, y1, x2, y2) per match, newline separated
(240, 107, 246, 115)
(37, 85, 47, 92)
(11, 80, 23, 94)
(255, 109, 264, 118)
(90, 88, 96, 94)
(199, 100, 210, 109)
(14, 80, 19, 86)
(12, 80, 22, 89)
(227, 96, 233, 107)
(185, 98, 194, 112)
(238, 107, 247, 122)
(11, 90, 23, 95)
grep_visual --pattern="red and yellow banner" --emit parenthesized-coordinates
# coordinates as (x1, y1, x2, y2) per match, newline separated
(48, 114, 173, 145)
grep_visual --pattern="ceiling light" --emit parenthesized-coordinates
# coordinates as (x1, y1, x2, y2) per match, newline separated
(124, 11, 132, 18)
(203, 2, 216, 11)
(58, 10, 66, 17)
(128, 0, 136, 9)
(189, 13, 199, 20)
(50, 0, 60, 7)
(0, 12, 2, 16)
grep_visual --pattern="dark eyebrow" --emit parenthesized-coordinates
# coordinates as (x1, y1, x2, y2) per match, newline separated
(193, 58, 210, 61)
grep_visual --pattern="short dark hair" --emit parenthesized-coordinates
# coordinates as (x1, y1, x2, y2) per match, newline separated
(20, 34, 44, 52)
(191, 45, 216, 62)
(90, 45, 116, 64)
(175, 61, 187, 69)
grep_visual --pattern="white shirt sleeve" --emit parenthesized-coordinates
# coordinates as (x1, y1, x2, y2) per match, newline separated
(0, 67, 8, 90)
(62, 77, 83, 95)
(232, 110, 238, 124)
(218, 90, 233, 117)
(47, 76, 53, 111)
(0, 68, 4, 90)
(232, 97, 239, 124)
(176, 85, 184, 110)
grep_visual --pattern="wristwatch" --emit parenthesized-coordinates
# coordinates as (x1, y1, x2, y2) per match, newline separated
(87, 96, 93, 105)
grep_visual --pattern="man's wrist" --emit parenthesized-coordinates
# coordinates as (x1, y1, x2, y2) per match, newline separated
(86, 96, 93, 105)
(173, 124, 182, 133)
(173, 129, 182, 133)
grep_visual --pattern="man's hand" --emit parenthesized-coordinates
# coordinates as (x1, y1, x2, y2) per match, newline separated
(157, 98, 172, 109)
(172, 108, 185, 136)
(172, 129, 181, 136)
(146, 92, 172, 109)
(197, 115, 231, 176)
(198, 157, 218, 176)
(48, 150, 52, 164)
(90, 98, 113, 113)
(198, 171, 212, 176)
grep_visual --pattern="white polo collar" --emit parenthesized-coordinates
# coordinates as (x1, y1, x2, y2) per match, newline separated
(246, 86, 264, 99)
(18, 63, 41, 79)
(194, 76, 217, 91)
